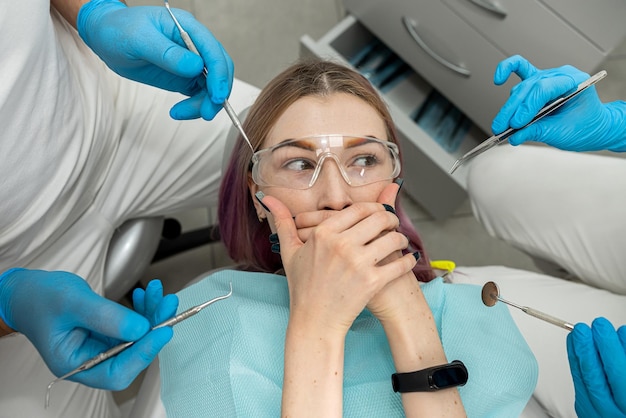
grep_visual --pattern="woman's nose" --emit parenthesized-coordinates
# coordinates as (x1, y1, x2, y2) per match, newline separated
(314, 159, 353, 210)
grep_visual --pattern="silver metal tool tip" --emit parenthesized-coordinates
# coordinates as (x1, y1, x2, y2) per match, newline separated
(449, 160, 461, 174)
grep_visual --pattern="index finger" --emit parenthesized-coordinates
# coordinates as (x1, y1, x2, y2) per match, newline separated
(493, 55, 539, 86)
(571, 322, 624, 416)
(256, 192, 301, 261)
(491, 56, 539, 134)
(178, 13, 234, 104)
(295, 210, 337, 229)
(294, 210, 337, 243)
(592, 318, 626, 412)
(71, 291, 150, 342)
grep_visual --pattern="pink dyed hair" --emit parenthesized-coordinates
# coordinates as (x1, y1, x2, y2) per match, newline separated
(218, 59, 435, 282)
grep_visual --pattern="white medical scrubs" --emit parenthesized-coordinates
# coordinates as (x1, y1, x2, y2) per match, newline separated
(0, 2, 258, 417)
(456, 144, 626, 418)
(467, 144, 626, 295)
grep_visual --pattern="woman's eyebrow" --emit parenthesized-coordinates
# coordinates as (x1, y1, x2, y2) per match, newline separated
(271, 139, 316, 152)
(345, 136, 384, 148)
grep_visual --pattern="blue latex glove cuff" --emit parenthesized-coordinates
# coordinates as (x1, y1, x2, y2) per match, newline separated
(0, 268, 26, 330)
(77, 0, 127, 43)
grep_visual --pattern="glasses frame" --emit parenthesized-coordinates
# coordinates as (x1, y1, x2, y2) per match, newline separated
(250, 135, 401, 190)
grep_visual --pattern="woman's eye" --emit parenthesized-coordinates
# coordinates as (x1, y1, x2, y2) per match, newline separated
(285, 159, 315, 171)
(352, 155, 378, 167)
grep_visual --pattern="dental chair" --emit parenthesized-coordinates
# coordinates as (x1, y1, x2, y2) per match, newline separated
(117, 109, 245, 418)
(104, 217, 164, 301)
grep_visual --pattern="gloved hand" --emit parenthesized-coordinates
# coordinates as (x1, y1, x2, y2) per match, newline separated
(567, 317, 626, 418)
(77, 0, 234, 120)
(492, 55, 626, 152)
(0, 268, 178, 390)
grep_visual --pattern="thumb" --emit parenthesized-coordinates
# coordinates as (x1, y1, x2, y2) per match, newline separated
(376, 179, 402, 208)
(71, 290, 150, 342)
(255, 192, 302, 260)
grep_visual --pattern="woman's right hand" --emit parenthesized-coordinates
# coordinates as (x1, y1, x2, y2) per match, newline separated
(258, 189, 418, 337)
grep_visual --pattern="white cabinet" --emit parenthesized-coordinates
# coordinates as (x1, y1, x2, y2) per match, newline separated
(301, 1, 626, 219)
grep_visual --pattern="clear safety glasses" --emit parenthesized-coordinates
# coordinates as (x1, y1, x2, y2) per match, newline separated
(251, 135, 401, 190)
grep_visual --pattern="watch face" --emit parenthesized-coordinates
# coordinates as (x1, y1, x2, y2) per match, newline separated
(432, 365, 468, 388)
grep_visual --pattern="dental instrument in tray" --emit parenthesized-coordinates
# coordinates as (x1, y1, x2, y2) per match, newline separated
(449, 70, 608, 174)
(164, 0, 254, 152)
(45, 283, 233, 408)
(481, 281, 574, 331)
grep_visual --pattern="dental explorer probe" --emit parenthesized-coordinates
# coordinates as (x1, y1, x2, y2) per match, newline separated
(45, 283, 233, 408)
(164, 0, 254, 152)
(481, 281, 574, 331)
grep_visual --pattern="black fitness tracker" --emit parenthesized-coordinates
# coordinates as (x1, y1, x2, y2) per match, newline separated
(391, 360, 468, 392)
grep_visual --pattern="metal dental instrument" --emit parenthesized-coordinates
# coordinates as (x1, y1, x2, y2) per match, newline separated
(45, 283, 233, 408)
(449, 70, 608, 174)
(481, 281, 574, 331)
(164, 0, 254, 152)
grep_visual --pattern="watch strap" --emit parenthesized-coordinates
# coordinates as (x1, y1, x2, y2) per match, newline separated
(391, 360, 468, 392)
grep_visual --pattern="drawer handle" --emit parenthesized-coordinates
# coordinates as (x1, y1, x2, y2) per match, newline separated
(402, 16, 471, 78)
(467, 0, 507, 18)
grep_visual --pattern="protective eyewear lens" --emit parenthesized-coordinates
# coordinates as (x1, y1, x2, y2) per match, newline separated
(251, 135, 401, 189)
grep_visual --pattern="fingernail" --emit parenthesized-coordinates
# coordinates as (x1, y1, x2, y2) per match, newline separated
(255, 191, 270, 212)
(412, 251, 421, 261)
(394, 177, 404, 190)
(271, 243, 280, 254)
(382, 204, 396, 215)
(269, 233, 279, 244)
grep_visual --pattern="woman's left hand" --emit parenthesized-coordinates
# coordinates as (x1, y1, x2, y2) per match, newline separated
(259, 184, 417, 336)
(292, 184, 427, 325)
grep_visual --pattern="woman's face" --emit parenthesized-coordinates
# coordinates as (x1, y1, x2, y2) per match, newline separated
(249, 92, 392, 228)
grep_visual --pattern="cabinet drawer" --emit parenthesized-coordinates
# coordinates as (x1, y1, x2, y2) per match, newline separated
(301, 15, 488, 219)
(441, 0, 604, 72)
(344, 0, 510, 133)
(540, 0, 626, 54)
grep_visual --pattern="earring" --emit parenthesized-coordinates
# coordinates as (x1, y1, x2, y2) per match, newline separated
(258, 214, 266, 223)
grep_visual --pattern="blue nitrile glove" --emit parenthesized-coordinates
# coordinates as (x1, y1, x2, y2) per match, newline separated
(77, 0, 234, 120)
(132, 278, 179, 328)
(492, 55, 626, 152)
(0, 268, 178, 390)
(567, 317, 626, 418)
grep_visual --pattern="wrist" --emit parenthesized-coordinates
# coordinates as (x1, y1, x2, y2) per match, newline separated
(380, 296, 447, 373)
(283, 323, 345, 415)
(375, 277, 429, 330)
(77, 0, 127, 43)
(604, 101, 626, 152)
(391, 360, 468, 393)
(287, 310, 348, 344)
(0, 268, 23, 335)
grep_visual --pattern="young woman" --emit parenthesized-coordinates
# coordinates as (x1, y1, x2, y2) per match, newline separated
(158, 59, 538, 417)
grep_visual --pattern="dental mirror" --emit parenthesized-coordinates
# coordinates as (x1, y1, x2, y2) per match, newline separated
(481, 281, 574, 331)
